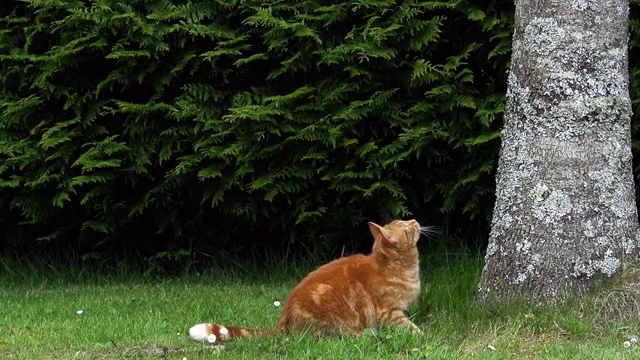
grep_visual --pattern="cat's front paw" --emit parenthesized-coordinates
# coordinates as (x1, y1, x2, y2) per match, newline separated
(410, 324, 424, 336)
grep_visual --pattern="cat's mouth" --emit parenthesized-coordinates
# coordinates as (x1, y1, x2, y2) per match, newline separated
(400, 220, 438, 246)
(404, 220, 421, 245)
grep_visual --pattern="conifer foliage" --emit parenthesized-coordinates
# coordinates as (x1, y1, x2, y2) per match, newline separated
(0, 0, 512, 256)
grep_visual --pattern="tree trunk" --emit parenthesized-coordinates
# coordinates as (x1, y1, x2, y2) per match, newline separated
(476, 0, 640, 304)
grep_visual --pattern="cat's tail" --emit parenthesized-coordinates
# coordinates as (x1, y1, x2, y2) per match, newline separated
(188, 323, 276, 342)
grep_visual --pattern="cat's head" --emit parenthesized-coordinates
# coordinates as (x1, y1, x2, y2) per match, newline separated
(368, 219, 421, 252)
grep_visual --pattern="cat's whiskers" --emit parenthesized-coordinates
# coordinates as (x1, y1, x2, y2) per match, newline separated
(419, 225, 440, 239)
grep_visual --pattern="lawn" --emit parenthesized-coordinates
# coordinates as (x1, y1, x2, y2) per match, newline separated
(1, 252, 639, 359)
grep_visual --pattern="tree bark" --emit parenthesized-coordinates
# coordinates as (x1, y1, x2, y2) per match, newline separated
(476, 0, 640, 304)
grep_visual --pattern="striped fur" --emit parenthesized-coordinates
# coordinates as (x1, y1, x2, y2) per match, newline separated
(189, 219, 428, 342)
(188, 323, 275, 342)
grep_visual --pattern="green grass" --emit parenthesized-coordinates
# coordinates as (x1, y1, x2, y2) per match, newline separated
(1, 250, 640, 359)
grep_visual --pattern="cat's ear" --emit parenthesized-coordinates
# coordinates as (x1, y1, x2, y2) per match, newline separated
(368, 222, 397, 244)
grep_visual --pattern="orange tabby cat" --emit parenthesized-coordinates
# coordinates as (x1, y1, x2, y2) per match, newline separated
(189, 219, 430, 342)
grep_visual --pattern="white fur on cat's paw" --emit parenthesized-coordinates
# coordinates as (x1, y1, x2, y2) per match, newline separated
(188, 323, 209, 341)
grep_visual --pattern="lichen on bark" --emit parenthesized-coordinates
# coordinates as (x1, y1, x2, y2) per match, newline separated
(476, 0, 640, 304)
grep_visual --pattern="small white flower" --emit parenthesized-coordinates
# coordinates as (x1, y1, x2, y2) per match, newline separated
(631, 336, 638, 344)
(624, 341, 632, 348)
(487, 345, 496, 351)
(76, 310, 84, 315)
(207, 334, 217, 343)
(219, 327, 229, 335)
(176, 332, 181, 336)
(273, 300, 281, 307)
(182, 357, 187, 360)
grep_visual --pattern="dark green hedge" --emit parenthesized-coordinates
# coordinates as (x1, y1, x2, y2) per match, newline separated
(0, 0, 544, 260)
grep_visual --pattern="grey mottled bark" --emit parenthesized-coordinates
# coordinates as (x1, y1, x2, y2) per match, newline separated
(476, 0, 640, 304)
